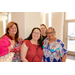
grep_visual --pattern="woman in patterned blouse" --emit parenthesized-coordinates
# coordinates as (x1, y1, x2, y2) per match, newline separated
(43, 27, 68, 62)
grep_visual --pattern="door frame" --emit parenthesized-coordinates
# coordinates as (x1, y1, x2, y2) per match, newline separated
(63, 12, 75, 56)
(64, 13, 75, 56)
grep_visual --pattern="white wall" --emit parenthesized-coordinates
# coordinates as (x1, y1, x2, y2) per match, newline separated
(41, 12, 45, 24)
(45, 13, 49, 27)
(0, 14, 7, 21)
(11, 12, 25, 39)
(0, 13, 8, 37)
(41, 12, 64, 40)
(40, 12, 52, 28)
(41, 12, 49, 27)
(0, 12, 65, 41)
(52, 12, 64, 41)
(0, 21, 4, 37)
(24, 12, 41, 38)
(11, 12, 41, 39)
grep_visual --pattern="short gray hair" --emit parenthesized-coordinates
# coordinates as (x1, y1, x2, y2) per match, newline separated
(47, 27, 56, 33)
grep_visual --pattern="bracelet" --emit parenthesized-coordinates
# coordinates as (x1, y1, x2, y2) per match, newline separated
(11, 45, 14, 49)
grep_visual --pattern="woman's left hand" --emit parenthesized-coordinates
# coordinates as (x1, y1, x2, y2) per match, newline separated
(19, 37, 23, 44)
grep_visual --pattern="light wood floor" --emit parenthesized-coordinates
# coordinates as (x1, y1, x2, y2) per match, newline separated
(66, 55, 75, 62)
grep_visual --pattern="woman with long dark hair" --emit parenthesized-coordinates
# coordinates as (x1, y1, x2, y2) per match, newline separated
(21, 27, 43, 62)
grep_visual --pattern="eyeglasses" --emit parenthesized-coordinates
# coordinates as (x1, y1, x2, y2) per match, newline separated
(47, 31, 54, 34)
(33, 32, 40, 35)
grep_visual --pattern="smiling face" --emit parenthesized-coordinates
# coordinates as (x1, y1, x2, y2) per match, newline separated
(32, 29, 40, 41)
(40, 25, 47, 34)
(8, 24, 17, 36)
(47, 28, 55, 40)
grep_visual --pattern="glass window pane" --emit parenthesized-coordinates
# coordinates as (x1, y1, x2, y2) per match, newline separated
(66, 12, 75, 20)
(67, 23, 75, 52)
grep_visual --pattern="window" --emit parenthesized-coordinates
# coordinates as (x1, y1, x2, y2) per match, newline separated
(64, 12, 75, 55)
(66, 12, 75, 20)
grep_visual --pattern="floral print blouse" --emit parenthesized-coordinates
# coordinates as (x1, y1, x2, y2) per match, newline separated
(11, 42, 21, 62)
(43, 38, 68, 62)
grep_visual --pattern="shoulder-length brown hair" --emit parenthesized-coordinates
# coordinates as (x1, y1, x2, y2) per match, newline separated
(5, 22, 19, 43)
(40, 24, 47, 29)
(40, 24, 47, 34)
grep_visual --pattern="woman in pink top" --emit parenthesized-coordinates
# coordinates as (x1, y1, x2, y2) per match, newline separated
(0, 22, 23, 62)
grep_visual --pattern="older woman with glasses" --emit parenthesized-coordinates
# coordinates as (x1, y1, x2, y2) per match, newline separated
(43, 27, 68, 62)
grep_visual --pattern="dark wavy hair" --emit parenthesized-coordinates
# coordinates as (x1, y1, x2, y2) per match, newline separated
(25, 27, 43, 49)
